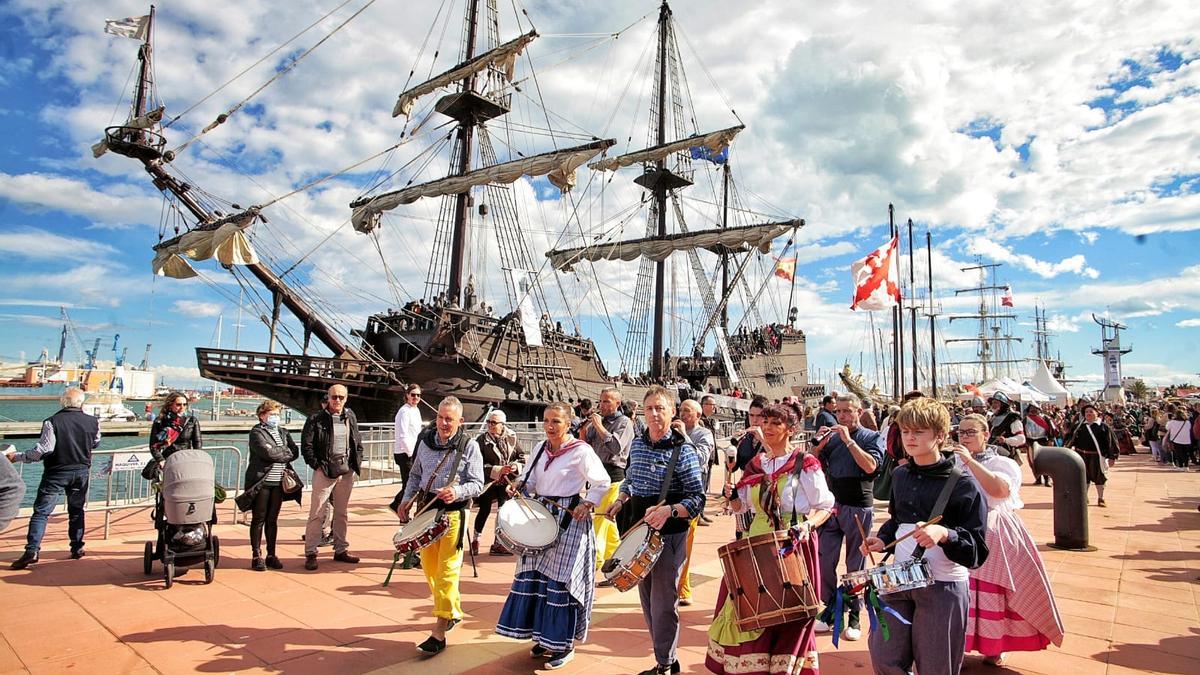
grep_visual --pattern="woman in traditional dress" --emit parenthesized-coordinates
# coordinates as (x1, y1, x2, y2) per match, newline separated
(1065, 403, 1118, 506)
(954, 414, 1064, 667)
(495, 401, 610, 671)
(706, 403, 833, 675)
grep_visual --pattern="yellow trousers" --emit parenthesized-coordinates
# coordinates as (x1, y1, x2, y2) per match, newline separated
(593, 481, 623, 569)
(678, 515, 698, 600)
(419, 510, 464, 621)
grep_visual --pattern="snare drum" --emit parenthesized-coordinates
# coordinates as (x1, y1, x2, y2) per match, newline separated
(718, 530, 820, 631)
(602, 523, 663, 592)
(393, 508, 450, 554)
(496, 499, 559, 555)
(839, 557, 933, 596)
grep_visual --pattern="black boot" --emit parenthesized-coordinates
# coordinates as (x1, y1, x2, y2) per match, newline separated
(10, 551, 38, 570)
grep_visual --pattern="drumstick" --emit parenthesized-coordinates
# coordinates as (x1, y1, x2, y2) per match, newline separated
(854, 514, 877, 567)
(512, 489, 569, 514)
(880, 515, 944, 552)
(619, 499, 666, 533)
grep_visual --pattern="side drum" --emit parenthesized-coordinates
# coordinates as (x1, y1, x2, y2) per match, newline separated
(496, 499, 559, 556)
(393, 509, 450, 554)
(602, 523, 663, 592)
(718, 530, 820, 631)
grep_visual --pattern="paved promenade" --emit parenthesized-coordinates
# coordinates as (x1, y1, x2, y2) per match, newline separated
(1, 451, 1197, 674)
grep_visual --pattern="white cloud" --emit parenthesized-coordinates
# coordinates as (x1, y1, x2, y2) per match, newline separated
(0, 173, 161, 229)
(966, 239, 1099, 279)
(0, 228, 119, 261)
(173, 300, 223, 318)
(1177, 318, 1200, 327)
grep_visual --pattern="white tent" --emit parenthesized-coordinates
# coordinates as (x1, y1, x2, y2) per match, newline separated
(962, 377, 1050, 403)
(1029, 360, 1072, 407)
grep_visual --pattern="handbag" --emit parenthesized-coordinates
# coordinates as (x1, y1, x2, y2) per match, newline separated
(281, 466, 304, 494)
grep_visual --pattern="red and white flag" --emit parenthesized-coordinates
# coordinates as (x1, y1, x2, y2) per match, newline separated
(1001, 284, 1014, 307)
(773, 256, 796, 282)
(850, 236, 901, 311)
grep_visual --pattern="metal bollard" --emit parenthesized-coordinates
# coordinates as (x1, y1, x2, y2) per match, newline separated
(1032, 444, 1093, 550)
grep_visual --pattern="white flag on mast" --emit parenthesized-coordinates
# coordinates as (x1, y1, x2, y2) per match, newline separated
(507, 269, 543, 347)
(104, 15, 150, 40)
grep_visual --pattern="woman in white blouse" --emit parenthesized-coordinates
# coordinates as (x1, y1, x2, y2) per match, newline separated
(954, 413, 1063, 667)
(495, 401, 609, 671)
(706, 403, 834, 675)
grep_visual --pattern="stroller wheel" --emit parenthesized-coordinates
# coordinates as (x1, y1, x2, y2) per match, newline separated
(143, 541, 154, 575)
(164, 561, 174, 589)
(204, 559, 215, 584)
(211, 535, 220, 568)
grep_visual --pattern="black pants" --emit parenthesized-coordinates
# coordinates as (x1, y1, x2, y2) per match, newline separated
(250, 484, 284, 556)
(474, 483, 508, 534)
(394, 454, 412, 489)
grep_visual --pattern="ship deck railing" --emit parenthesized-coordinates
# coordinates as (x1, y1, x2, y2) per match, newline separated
(196, 348, 400, 386)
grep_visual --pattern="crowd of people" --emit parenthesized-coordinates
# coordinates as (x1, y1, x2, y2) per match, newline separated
(9, 381, 1199, 673)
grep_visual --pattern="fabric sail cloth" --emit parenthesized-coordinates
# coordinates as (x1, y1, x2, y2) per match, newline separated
(849, 236, 901, 311)
(392, 31, 538, 118)
(151, 211, 259, 279)
(547, 220, 796, 273)
(706, 469, 822, 675)
(965, 508, 1064, 654)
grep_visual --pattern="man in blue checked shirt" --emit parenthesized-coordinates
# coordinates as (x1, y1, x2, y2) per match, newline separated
(604, 385, 705, 675)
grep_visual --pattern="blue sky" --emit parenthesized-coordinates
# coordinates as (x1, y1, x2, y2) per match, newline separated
(0, 0, 1198, 397)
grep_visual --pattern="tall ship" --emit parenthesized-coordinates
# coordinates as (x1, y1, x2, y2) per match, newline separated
(98, 1, 823, 421)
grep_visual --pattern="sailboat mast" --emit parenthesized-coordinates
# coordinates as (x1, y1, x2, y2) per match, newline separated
(720, 163, 730, 333)
(927, 230, 937, 398)
(650, 0, 671, 379)
(908, 217, 918, 391)
(889, 204, 901, 398)
(447, 0, 482, 307)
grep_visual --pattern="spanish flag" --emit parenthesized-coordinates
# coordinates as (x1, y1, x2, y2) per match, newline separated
(774, 256, 796, 282)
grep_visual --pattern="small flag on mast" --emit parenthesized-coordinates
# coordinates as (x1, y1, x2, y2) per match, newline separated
(104, 15, 150, 40)
(850, 236, 901, 311)
(773, 256, 796, 282)
(1001, 284, 1014, 307)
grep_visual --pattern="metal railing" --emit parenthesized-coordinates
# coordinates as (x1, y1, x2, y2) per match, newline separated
(11, 419, 762, 539)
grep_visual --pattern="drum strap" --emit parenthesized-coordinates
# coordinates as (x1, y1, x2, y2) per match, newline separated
(912, 466, 962, 560)
(658, 440, 684, 504)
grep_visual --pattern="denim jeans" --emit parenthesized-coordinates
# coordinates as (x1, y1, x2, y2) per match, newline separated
(26, 466, 90, 554)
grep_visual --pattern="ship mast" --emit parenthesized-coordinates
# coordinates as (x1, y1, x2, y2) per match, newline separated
(946, 262, 1022, 381)
(107, 8, 356, 358)
(447, 0, 482, 307)
(650, 1, 671, 379)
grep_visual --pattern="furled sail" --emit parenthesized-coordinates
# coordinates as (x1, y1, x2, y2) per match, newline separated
(588, 125, 743, 172)
(151, 210, 259, 279)
(546, 219, 799, 272)
(350, 139, 615, 233)
(393, 31, 538, 118)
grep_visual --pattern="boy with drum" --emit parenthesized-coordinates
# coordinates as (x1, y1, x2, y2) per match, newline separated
(861, 397, 989, 675)
(495, 402, 609, 670)
(394, 397, 485, 655)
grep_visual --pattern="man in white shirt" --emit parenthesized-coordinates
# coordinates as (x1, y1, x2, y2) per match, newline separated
(394, 384, 425, 489)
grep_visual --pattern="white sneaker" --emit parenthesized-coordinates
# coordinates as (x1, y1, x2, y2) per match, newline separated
(814, 619, 832, 634)
(842, 625, 862, 641)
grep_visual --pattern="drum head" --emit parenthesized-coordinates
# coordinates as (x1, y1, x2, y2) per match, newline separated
(498, 499, 558, 547)
(394, 508, 441, 545)
(612, 523, 651, 563)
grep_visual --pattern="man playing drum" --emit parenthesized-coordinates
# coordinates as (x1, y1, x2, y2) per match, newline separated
(495, 401, 609, 670)
(394, 397, 485, 655)
(706, 403, 833, 675)
(604, 386, 705, 675)
(862, 397, 989, 675)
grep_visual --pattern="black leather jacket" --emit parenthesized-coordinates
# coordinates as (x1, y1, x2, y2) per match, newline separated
(301, 408, 363, 476)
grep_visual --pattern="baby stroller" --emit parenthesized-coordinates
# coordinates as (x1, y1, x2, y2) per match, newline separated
(143, 448, 220, 587)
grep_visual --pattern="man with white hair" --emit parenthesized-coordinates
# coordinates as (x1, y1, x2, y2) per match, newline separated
(473, 408, 525, 555)
(7, 387, 99, 569)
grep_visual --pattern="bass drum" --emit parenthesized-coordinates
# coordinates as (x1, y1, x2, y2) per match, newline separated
(718, 529, 820, 631)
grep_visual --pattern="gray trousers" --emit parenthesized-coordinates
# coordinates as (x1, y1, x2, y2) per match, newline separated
(637, 530, 689, 667)
(868, 580, 969, 675)
(305, 470, 354, 556)
(818, 503, 873, 612)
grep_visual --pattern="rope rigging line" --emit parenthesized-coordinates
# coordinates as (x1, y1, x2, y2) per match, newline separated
(169, 0, 379, 157)
(164, 0, 360, 130)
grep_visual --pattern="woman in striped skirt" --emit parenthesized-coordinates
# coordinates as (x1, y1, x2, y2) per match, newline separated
(496, 401, 610, 670)
(954, 414, 1063, 666)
